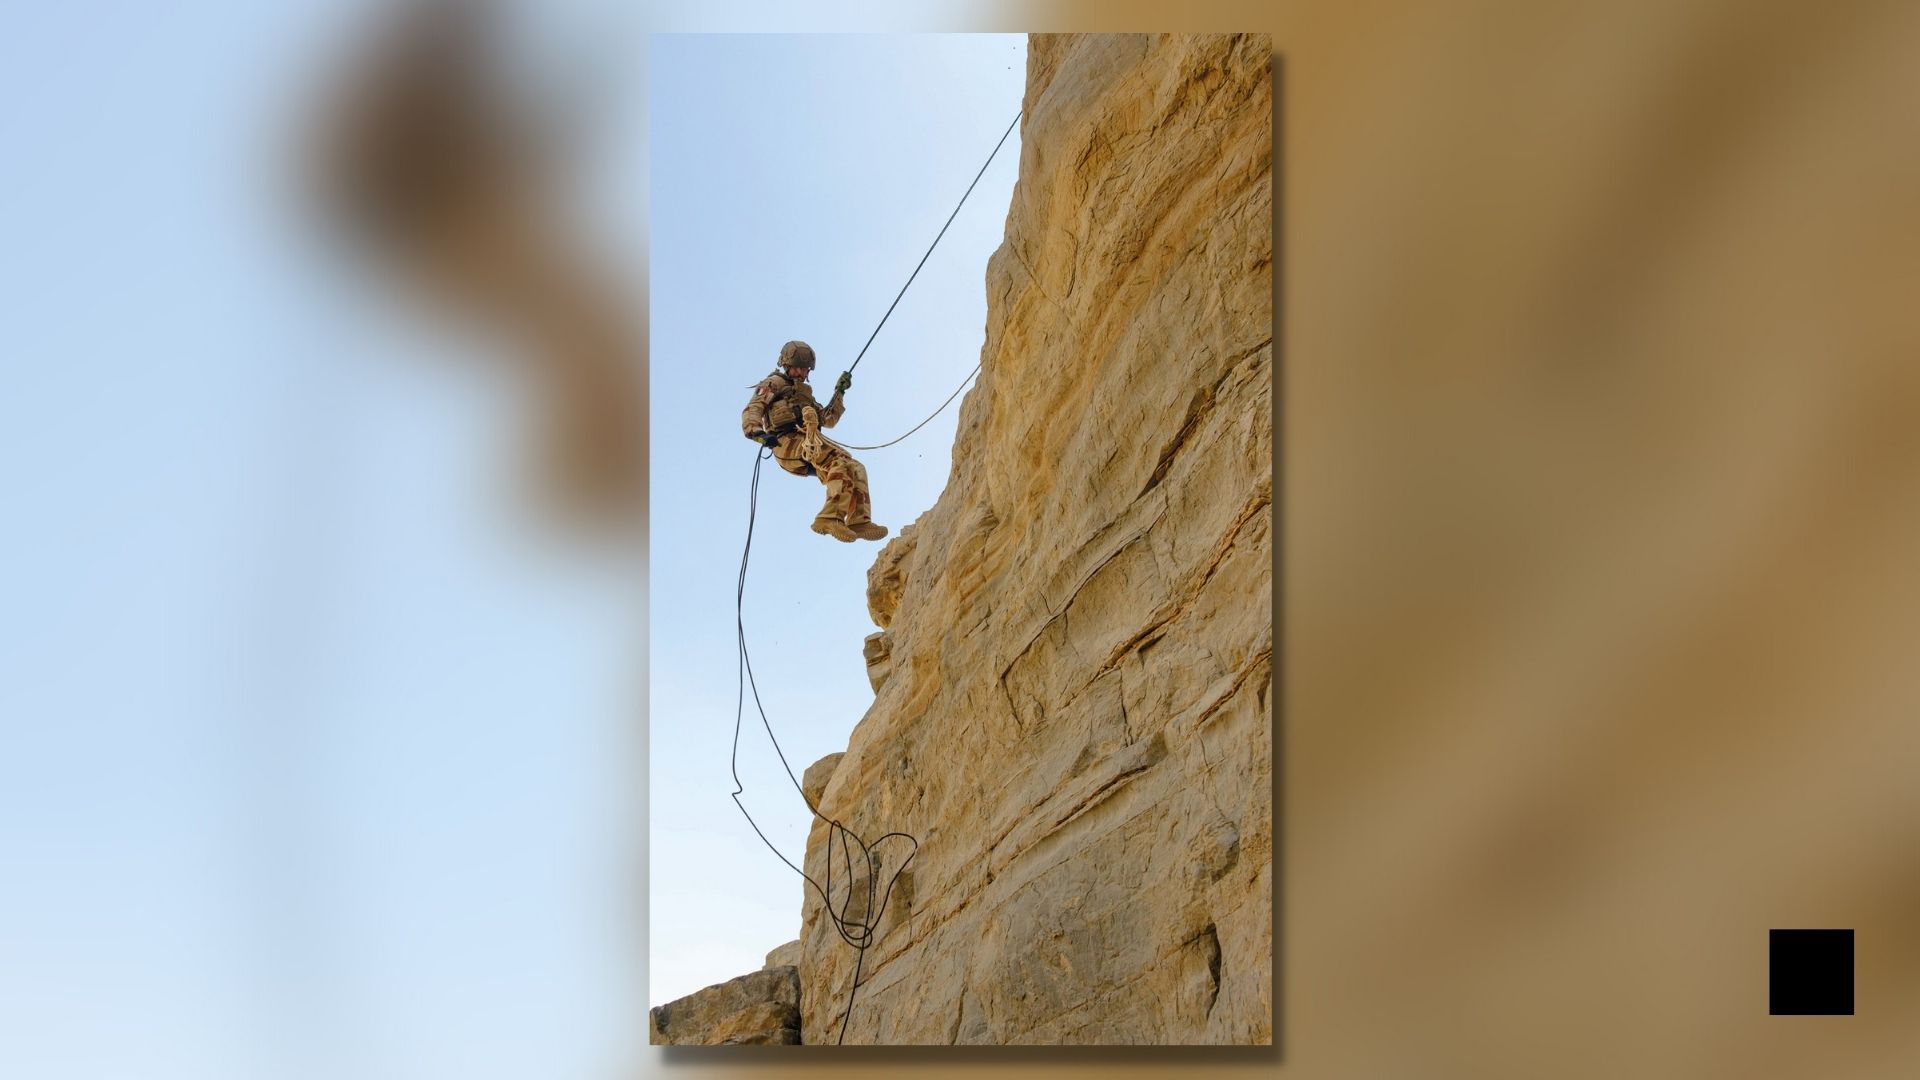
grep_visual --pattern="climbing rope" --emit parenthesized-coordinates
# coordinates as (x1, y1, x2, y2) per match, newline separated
(826, 110, 1017, 450)
(824, 362, 980, 452)
(846, 110, 1021, 376)
(728, 109, 1022, 1044)
(732, 448, 918, 1044)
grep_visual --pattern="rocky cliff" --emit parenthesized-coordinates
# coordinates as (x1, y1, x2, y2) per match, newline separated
(796, 33, 1273, 1045)
(647, 966, 801, 1046)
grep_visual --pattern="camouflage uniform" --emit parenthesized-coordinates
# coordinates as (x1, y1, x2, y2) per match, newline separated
(742, 365, 883, 541)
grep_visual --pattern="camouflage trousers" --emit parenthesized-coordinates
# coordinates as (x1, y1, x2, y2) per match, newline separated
(772, 434, 874, 524)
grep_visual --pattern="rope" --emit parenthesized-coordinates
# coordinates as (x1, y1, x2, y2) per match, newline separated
(824, 362, 980, 452)
(731, 447, 919, 1044)
(846, 110, 1021, 375)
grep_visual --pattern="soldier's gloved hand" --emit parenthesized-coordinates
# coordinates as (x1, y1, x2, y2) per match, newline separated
(757, 431, 781, 448)
(834, 370, 852, 395)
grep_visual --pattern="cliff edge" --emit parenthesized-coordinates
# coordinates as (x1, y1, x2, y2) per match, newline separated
(800, 33, 1273, 1045)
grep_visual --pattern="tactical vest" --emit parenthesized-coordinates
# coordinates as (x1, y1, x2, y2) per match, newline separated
(764, 373, 821, 435)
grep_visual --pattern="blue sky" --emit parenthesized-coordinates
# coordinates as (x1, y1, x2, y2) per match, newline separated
(648, 33, 1025, 1004)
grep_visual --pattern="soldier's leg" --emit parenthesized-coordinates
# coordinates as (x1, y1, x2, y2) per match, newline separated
(839, 457, 874, 524)
(820, 447, 886, 541)
(770, 434, 812, 476)
(801, 443, 883, 540)
(804, 441, 857, 542)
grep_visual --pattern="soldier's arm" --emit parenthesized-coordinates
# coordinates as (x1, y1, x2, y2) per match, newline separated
(820, 390, 845, 428)
(820, 369, 850, 427)
(741, 376, 778, 439)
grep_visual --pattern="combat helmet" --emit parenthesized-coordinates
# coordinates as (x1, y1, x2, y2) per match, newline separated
(779, 340, 817, 372)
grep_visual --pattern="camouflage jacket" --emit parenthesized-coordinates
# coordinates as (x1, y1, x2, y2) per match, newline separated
(741, 370, 844, 441)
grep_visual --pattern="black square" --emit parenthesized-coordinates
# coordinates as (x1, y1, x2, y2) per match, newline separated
(1770, 929, 1853, 1015)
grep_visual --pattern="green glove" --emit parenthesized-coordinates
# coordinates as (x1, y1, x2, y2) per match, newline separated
(834, 370, 852, 395)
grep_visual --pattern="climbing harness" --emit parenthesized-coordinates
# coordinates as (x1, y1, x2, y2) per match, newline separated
(729, 108, 1021, 1044)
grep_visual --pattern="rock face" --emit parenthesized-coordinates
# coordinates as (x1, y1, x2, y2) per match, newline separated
(801, 752, 842, 809)
(861, 632, 894, 693)
(797, 34, 1272, 1045)
(763, 939, 804, 971)
(648, 967, 802, 1045)
(865, 523, 916, 629)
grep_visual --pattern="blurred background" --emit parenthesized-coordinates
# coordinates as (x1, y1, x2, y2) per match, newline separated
(6, 0, 1920, 1077)
(0, 1, 648, 1076)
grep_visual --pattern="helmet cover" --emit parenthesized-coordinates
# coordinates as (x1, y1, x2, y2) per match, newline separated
(779, 340, 817, 371)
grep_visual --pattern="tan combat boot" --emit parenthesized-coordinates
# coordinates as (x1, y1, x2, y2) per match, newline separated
(847, 519, 889, 541)
(811, 513, 856, 542)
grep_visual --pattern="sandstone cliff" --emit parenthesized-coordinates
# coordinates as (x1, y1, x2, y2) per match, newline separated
(647, 966, 801, 1046)
(797, 33, 1273, 1045)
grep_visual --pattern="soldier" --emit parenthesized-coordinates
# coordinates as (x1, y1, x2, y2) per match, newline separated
(741, 341, 889, 542)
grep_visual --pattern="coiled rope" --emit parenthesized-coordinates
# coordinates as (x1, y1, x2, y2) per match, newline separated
(731, 449, 917, 1044)
(728, 109, 1021, 1044)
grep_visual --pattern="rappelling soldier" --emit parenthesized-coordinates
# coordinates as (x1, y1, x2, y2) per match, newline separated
(741, 341, 889, 542)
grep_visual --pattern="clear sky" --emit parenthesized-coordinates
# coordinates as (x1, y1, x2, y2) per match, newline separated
(648, 34, 1025, 1005)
